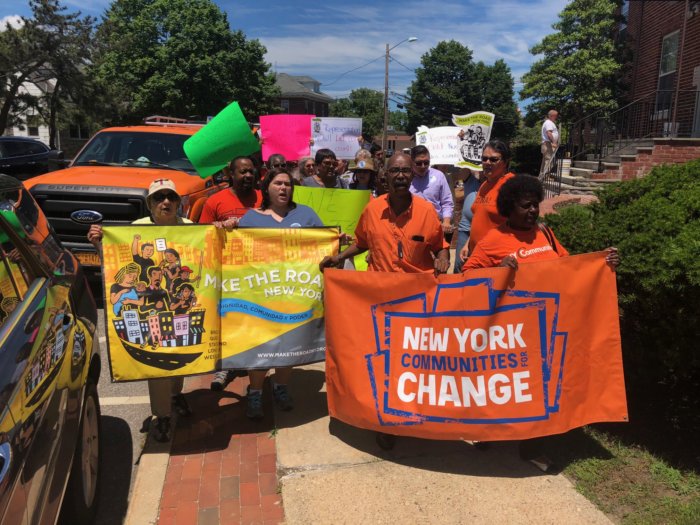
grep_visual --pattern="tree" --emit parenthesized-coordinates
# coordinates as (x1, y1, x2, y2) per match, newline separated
(520, 0, 623, 125)
(92, 0, 279, 122)
(0, 0, 95, 146)
(405, 40, 480, 135)
(405, 41, 519, 142)
(330, 88, 407, 138)
(476, 59, 519, 142)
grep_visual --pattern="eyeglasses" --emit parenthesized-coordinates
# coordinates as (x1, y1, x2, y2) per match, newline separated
(321, 159, 336, 167)
(237, 168, 255, 174)
(271, 162, 286, 168)
(151, 191, 179, 202)
(481, 156, 502, 163)
(414, 160, 430, 167)
(387, 167, 412, 175)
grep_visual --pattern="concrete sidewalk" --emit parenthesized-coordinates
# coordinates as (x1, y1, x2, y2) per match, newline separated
(276, 363, 611, 525)
(134, 362, 612, 524)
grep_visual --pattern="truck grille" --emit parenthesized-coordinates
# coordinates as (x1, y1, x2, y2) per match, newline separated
(30, 185, 148, 249)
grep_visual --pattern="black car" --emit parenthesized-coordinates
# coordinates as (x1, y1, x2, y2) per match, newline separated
(0, 174, 101, 524)
(0, 137, 63, 181)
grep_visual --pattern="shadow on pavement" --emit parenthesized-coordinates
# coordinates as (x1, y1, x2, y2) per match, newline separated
(327, 418, 613, 478)
(94, 416, 133, 525)
(169, 378, 276, 455)
(272, 367, 328, 430)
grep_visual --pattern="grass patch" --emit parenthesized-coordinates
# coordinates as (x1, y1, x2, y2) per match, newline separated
(544, 427, 700, 524)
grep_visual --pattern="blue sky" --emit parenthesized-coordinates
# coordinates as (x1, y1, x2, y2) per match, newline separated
(2, 0, 568, 108)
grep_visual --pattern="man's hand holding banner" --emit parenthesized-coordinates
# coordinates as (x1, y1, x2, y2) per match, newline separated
(324, 252, 627, 441)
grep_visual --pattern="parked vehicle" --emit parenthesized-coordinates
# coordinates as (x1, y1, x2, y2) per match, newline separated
(0, 174, 101, 524)
(23, 117, 227, 277)
(0, 137, 63, 180)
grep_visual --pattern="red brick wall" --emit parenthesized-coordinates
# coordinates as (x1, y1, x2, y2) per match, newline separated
(625, 1, 700, 136)
(618, 139, 700, 180)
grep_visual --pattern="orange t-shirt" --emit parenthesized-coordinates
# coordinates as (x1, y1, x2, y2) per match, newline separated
(198, 189, 262, 223)
(463, 223, 569, 271)
(355, 194, 449, 273)
(468, 172, 515, 252)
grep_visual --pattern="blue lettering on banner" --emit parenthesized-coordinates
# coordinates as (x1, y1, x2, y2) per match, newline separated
(220, 299, 313, 324)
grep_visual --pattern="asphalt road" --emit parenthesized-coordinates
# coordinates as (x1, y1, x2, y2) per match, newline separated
(93, 309, 152, 525)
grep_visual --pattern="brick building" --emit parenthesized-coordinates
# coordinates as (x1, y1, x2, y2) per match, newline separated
(622, 0, 700, 137)
(275, 74, 333, 117)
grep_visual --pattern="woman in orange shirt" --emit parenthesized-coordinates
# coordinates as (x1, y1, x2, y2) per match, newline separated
(463, 174, 620, 472)
(463, 175, 619, 271)
(459, 140, 516, 262)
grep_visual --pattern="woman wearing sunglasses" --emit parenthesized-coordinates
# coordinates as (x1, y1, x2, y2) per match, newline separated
(87, 179, 193, 442)
(458, 139, 515, 263)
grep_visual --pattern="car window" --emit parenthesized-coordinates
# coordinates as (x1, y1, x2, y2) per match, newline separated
(26, 142, 48, 155)
(1, 141, 33, 158)
(73, 131, 197, 173)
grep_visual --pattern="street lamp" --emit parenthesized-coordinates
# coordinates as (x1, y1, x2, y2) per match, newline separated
(382, 37, 417, 159)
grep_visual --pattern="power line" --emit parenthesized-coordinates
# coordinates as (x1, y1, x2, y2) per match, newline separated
(390, 56, 415, 73)
(323, 54, 385, 87)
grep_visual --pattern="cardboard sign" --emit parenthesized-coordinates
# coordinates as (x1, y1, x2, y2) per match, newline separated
(184, 101, 260, 178)
(260, 114, 313, 161)
(311, 117, 362, 160)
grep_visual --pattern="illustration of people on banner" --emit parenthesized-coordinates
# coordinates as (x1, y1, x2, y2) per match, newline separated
(102, 225, 220, 381)
(101, 225, 338, 381)
(453, 111, 496, 170)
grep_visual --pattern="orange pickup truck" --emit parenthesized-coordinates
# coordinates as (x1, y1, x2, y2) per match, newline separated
(24, 117, 226, 272)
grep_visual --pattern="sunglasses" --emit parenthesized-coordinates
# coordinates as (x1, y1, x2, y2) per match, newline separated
(151, 191, 179, 202)
(414, 160, 430, 167)
(481, 156, 502, 163)
(271, 162, 286, 168)
(387, 167, 412, 175)
(237, 168, 255, 174)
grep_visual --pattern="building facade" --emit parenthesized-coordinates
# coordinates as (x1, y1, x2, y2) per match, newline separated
(623, 0, 700, 137)
(276, 74, 333, 117)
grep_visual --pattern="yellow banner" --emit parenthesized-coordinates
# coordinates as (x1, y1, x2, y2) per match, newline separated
(219, 227, 338, 368)
(102, 226, 337, 381)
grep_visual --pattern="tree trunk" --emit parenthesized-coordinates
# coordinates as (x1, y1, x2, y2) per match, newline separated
(48, 81, 61, 149)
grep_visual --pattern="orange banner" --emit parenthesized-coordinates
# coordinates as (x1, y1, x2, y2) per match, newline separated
(324, 251, 627, 441)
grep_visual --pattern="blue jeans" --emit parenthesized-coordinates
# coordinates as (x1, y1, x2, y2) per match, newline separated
(454, 229, 469, 273)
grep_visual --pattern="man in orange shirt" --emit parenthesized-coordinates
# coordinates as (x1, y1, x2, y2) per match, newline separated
(460, 140, 515, 260)
(320, 153, 450, 274)
(320, 152, 450, 450)
(198, 156, 263, 226)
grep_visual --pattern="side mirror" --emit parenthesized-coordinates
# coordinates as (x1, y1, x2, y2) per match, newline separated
(48, 158, 70, 171)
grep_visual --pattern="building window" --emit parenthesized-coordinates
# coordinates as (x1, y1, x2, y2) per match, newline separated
(656, 31, 679, 115)
(26, 115, 40, 137)
(69, 124, 91, 139)
(618, 0, 629, 41)
(280, 99, 290, 113)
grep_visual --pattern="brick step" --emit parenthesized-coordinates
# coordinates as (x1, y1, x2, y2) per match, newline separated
(558, 182, 601, 195)
(589, 174, 623, 182)
(570, 167, 594, 178)
(573, 160, 621, 171)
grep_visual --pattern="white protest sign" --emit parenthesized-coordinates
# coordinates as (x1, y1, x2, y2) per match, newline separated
(452, 111, 496, 170)
(415, 125, 462, 165)
(311, 117, 362, 159)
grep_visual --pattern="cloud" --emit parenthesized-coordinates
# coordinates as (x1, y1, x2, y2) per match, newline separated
(0, 15, 23, 30)
(245, 0, 567, 97)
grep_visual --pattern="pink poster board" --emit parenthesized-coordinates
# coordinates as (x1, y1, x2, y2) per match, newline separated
(260, 114, 314, 161)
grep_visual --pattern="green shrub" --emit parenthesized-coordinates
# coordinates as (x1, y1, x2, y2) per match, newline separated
(544, 160, 700, 386)
(511, 144, 541, 175)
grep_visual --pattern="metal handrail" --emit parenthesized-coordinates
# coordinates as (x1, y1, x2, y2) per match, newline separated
(566, 89, 699, 170)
